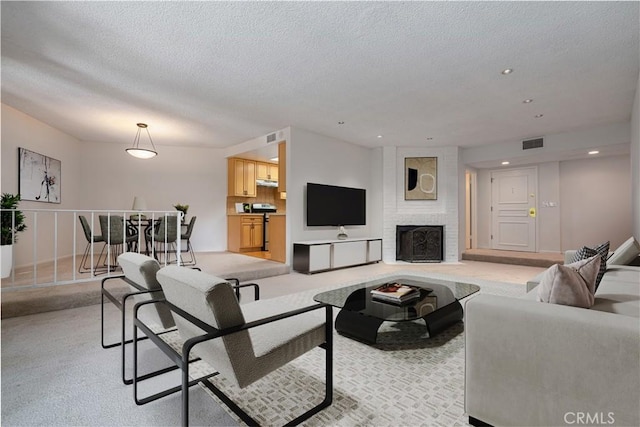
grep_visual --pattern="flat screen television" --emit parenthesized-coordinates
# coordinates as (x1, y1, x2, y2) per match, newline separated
(306, 183, 366, 226)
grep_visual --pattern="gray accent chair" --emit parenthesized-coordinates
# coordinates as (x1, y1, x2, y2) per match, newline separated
(133, 266, 333, 426)
(101, 252, 177, 385)
(99, 215, 138, 269)
(179, 216, 197, 266)
(146, 215, 179, 264)
(78, 215, 106, 273)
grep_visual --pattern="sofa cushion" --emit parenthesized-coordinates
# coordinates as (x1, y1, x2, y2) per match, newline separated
(571, 242, 609, 290)
(536, 255, 600, 308)
(607, 236, 640, 266)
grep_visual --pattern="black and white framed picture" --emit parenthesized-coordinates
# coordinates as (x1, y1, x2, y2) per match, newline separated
(404, 157, 437, 200)
(18, 147, 61, 203)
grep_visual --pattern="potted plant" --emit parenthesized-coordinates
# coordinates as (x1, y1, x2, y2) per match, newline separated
(1, 193, 27, 278)
(173, 203, 189, 223)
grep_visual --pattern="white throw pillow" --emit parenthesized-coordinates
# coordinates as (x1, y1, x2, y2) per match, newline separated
(536, 255, 601, 308)
(607, 236, 640, 266)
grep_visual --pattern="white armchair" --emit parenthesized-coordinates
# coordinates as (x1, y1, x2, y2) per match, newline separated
(133, 265, 333, 426)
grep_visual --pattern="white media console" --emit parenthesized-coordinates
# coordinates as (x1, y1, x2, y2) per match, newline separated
(293, 238, 382, 274)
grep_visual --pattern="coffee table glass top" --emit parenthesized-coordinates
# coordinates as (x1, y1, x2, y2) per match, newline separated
(313, 275, 480, 322)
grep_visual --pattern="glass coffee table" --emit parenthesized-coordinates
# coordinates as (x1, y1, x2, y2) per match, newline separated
(314, 275, 480, 344)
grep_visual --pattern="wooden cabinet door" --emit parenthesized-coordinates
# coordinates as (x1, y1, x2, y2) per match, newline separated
(256, 163, 269, 180)
(252, 222, 264, 247)
(244, 160, 256, 197)
(268, 164, 278, 181)
(240, 222, 253, 248)
(256, 162, 278, 181)
(233, 159, 246, 196)
(230, 158, 257, 197)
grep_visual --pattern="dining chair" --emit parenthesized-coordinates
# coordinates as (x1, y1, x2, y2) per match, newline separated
(99, 215, 138, 269)
(78, 215, 106, 273)
(179, 216, 197, 266)
(145, 215, 179, 264)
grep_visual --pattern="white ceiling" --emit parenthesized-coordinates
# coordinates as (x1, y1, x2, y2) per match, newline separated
(2, 2, 638, 154)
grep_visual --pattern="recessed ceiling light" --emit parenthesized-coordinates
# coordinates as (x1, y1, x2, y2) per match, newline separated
(523, 99, 533, 104)
(377, 135, 383, 138)
(501, 68, 513, 75)
(534, 114, 544, 118)
(501, 161, 510, 165)
(338, 121, 345, 125)
(588, 150, 599, 155)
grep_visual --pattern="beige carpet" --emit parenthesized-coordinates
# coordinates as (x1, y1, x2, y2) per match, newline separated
(1, 251, 289, 318)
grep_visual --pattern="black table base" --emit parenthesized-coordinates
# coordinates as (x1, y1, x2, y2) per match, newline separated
(334, 300, 464, 344)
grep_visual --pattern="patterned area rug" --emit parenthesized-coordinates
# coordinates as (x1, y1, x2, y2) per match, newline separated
(179, 271, 525, 426)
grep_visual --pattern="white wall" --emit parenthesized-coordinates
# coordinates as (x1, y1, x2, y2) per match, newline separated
(1, 104, 84, 266)
(79, 141, 228, 252)
(381, 145, 460, 262)
(560, 155, 632, 250)
(475, 155, 631, 252)
(462, 122, 630, 167)
(632, 73, 640, 240)
(288, 128, 377, 252)
(538, 162, 561, 253)
(1, 104, 229, 272)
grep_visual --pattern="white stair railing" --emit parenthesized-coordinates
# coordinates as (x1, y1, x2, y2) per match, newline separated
(0, 209, 182, 291)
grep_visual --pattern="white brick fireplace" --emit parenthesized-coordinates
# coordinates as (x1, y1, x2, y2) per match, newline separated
(381, 146, 460, 263)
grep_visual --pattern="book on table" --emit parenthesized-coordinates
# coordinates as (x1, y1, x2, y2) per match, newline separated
(370, 282, 421, 304)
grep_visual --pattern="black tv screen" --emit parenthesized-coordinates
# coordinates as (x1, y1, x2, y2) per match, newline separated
(306, 183, 366, 226)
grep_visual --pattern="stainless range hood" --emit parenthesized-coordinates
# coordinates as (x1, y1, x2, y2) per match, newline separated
(256, 179, 278, 187)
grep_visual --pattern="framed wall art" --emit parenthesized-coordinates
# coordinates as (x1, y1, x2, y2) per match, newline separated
(18, 148, 61, 203)
(404, 157, 437, 200)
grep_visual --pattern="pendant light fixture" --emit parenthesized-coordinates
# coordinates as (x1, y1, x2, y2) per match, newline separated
(126, 123, 158, 159)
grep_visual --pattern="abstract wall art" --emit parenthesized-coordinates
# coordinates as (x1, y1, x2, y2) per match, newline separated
(18, 148, 61, 203)
(404, 157, 437, 200)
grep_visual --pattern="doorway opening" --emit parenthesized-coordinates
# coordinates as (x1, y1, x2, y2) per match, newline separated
(465, 170, 477, 250)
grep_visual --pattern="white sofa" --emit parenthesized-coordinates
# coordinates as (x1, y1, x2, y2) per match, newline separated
(464, 250, 640, 426)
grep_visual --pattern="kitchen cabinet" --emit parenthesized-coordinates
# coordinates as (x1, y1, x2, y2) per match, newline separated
(256, 162, 278, 181)
(228, 158, 256, 197)
(228, 215, 263, 252)
(278, 142, 286, 193)
(268, 214, 286, 263)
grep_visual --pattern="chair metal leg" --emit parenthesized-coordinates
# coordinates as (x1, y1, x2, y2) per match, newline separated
(80, 242, 109, 274)
(179, 240, 197, 266)
(101, 276, 178, 385)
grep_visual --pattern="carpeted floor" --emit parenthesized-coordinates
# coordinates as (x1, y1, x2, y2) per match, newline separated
(1, 262, 538, 426)
(181, 271, 525, 426)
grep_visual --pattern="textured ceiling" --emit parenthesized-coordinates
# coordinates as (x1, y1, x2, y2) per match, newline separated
(1, 1, 638, 151)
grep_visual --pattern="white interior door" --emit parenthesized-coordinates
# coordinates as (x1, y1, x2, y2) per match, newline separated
(491, 167, 537, 252)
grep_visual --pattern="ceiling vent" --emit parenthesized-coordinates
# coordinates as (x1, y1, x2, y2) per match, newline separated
(522, 137, 544, 150)
(266, 133, 277, 143)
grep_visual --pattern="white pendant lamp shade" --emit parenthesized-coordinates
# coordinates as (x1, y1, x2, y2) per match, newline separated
(126, 123, 158, 159)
